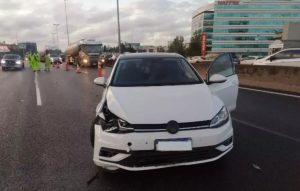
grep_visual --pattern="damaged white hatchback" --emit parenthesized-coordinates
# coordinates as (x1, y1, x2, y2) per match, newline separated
(91, 53, 239, 171)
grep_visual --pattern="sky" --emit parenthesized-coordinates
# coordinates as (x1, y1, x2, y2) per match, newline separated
(0, 0, 211, 50)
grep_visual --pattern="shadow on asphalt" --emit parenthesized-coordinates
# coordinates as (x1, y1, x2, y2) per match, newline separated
(87, 157, 230, 190)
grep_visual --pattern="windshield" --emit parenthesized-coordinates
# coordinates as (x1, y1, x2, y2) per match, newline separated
(3, 54, 21, 59)
(112, 57, 202, 87)
(82, 45, 101, 54)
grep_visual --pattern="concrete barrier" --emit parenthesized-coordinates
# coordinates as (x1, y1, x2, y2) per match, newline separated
(191, 62, 300, 94)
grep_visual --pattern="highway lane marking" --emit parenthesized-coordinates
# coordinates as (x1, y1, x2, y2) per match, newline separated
(34, 72, 42, 106)
(81, 71, 88, 74)
(233, 118, 300, 144)
(239, 87, 300, 99)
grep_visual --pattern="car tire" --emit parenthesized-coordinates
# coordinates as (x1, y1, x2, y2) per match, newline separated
(2, 67, 6, 71)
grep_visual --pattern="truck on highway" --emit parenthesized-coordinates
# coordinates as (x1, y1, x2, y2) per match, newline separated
(65, 39, 102, 67)
(39, 47, 62, 63)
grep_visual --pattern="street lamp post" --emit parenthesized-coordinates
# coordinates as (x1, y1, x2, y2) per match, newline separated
(117, 0, 121, 53)
(64, 0, 70, 46)
(53, 24, 60, 48)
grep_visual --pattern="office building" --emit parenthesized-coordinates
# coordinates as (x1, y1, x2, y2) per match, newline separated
(191, 3, 214, 52)
(211, 0, 300, 56)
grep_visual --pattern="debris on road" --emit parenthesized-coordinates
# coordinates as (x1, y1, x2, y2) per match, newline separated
(252, 163, 261, 171)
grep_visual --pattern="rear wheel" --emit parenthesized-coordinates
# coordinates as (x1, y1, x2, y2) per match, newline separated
(2, 67, 6, 71)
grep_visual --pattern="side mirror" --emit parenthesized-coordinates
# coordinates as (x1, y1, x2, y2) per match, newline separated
(270, 56, 275, 62)
(208, 74, 227, 84)
(94, 77, 106, 87)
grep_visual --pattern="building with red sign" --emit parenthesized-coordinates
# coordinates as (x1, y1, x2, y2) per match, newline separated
(192, 0, 300, 57)
(191, 3, 214, 53)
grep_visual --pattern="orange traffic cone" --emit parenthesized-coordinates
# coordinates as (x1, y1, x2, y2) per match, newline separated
(76, 64, 81, 73)
(97, 62, 102, 77)
(65, 62, 69, 71)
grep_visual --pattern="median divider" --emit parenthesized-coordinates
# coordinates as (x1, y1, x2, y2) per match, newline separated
(191, 62, 300, 94)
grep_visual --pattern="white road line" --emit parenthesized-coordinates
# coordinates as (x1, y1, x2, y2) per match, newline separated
(232, 118, 300, 144)
(81, 71, 88, 74)
(34, 72, 42, 106)
(239, 87, 300, 99)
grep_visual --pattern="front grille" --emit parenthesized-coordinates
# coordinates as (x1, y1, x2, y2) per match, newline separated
(6, 60, 15, 65)
(131, 120, 211, 132)
(118, 147, 222, 167)
(89, 56, 98, 62)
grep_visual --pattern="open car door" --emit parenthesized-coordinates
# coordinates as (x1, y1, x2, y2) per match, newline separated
(207, 53, 239, 112)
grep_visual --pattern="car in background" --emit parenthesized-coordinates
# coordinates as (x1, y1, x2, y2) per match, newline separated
(187, 56, 203, 64)
(49, 54, 62, 65)
(91, 53, 239, 171)
(1, 54, 24, 71)
(60, 54, 65, 62)
(253, 48, 300, 67)
(240, 56, 262, 65)
(99, 53, 116, 67)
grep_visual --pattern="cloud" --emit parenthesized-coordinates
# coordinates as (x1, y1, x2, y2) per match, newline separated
(0, 0, 210, 50)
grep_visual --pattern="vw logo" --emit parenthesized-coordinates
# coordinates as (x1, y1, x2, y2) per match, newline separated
(166, 120, 179, 134)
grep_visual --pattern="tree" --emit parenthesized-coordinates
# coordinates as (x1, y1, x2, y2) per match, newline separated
(187, 32, 201, 57)
(157, 46, 165, 52)
(168, 36, 186, 57)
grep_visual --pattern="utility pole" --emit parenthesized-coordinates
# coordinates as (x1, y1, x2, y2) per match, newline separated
(64, 0, 70, 45)
(117, 0, 121, 53)
(53, 24, 60, 48)
(16, 32, 18, 44)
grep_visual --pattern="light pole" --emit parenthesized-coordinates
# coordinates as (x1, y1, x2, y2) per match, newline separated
(117, 0, 121, 53)
(53, 23, 60, 48)
(64, 0, 70, 46)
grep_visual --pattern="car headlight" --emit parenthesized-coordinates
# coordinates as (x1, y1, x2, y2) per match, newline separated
(98, 105, 134, 134)
(210, 106, 229, 128)
(1, 60, 5, 64)
(83, 59, 88, 64)
(16, 60, 21, 65)
(101, 59, 105, 63)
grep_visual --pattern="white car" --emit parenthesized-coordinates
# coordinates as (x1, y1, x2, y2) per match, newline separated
(91, 53, 239, 171)
(240, 56, 262, 65)
(253, 48, 300, 67)
(187, 56, 203, 64)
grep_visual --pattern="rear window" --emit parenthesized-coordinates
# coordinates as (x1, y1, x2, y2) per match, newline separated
(4, 55, 20, 59)
(111, 57, 203, 87)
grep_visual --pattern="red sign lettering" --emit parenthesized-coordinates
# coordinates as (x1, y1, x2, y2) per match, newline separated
(201, 33, 207, 57)
(217, 1, 239, 5)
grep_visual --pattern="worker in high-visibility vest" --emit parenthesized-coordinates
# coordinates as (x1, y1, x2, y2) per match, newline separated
(45, 54, 51, 71)
(28, 53, 33, 69)
(35, 54, 41, 71)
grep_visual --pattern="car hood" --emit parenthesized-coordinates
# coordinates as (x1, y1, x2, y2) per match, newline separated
(254, 57, 267, 63)
(106, 84, 222, 124)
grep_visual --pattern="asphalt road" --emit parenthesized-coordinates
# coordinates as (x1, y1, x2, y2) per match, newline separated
(0, 64, 299, 191)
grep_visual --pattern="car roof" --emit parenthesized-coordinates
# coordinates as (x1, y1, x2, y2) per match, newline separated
(4, 54, 20, 56)
(280, 48, 300, 51)
(118, 53, 184, 59)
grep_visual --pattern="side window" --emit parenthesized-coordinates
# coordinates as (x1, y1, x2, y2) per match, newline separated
(290, 50, 300, 59)
(208, 53, 234, 78)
